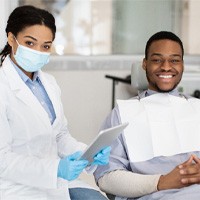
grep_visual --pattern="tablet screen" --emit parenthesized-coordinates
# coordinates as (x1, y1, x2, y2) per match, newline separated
(79, 122, 128, 163)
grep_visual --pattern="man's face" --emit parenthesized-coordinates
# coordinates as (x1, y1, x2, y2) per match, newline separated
(142, 39, 184, 92)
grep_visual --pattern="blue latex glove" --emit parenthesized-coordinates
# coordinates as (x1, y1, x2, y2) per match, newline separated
(57, 151, 88, 181)
(91, 146, 111, 166)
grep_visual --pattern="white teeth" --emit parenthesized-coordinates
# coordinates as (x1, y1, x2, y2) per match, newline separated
(159, 75, 173, 78)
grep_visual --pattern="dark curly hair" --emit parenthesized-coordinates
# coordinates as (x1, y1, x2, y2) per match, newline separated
(145, 31, 184, 60)
(0, 5, 56, 66)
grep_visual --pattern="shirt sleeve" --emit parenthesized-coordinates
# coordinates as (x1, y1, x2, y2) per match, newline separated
(98, 170, 161, 198)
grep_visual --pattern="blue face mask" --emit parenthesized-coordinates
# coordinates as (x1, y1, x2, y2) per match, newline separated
(13, 38, 50, 72)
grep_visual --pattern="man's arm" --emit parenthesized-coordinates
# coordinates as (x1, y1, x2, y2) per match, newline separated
(98, 170, 160, 198)
(94, 107, 200, 198)
(94, 106, 162, 198)
(98, 155, 200, 198)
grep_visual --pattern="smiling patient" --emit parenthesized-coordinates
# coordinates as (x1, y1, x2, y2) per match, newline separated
(94, 31, 200, 200)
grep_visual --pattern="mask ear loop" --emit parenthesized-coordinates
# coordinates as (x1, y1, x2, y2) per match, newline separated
(13, 35, 20, 45)
(12, 35, 19, 56)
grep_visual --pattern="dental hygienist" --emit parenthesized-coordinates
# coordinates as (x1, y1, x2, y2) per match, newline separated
(0, 5, 110, 200)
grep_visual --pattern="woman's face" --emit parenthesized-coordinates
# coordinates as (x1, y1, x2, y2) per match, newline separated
(8, 24, 54, 77)
(9, 24, 53, 53)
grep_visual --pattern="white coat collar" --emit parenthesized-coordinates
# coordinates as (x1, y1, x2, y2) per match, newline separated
(2, 56, 58, 128)
(38, 70, 61, 127)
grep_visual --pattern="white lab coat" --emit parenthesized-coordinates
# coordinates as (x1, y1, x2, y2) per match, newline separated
(0, 56, 92, 200)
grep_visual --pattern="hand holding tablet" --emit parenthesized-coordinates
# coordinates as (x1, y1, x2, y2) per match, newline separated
(79, 122, 129, 164)
(91, 146, 111, 166)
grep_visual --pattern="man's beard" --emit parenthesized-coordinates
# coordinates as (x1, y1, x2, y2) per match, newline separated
(146, 71, 183, 93)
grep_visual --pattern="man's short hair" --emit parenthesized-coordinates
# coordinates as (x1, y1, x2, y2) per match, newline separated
(145, 31, 184, 59)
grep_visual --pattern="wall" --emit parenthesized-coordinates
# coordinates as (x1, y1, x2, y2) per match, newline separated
(0, 0, 18, 49)
(45, 66, 134, 144)
(181, 0, 200, 54)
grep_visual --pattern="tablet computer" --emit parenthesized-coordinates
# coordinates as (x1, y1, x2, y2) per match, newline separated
(79, 122, 128, 163)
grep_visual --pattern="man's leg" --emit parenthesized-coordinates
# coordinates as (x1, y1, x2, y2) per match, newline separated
(69, 188, 108, 200)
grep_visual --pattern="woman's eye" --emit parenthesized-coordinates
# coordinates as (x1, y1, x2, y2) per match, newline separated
(25, 41, 34, 46)
(43, 45, 51, 50)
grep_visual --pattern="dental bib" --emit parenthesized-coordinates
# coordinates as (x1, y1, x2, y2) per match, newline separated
(117, 93, 200, 162)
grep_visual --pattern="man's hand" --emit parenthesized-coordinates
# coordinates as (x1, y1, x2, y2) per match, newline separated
(179, 154, 200, 185)
(157, 155, 200, 190)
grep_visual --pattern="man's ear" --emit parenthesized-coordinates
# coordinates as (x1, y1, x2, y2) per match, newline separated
(142, 58, 147, 70)
(7, 32, 15, 47)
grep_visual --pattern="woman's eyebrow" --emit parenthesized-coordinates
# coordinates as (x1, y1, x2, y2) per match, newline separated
(44, 41, 52, 44)
(23, 35, 52, 43)
(23, 35, 37, 41)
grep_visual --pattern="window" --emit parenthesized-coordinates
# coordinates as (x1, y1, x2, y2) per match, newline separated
(9, 0, 200, 55)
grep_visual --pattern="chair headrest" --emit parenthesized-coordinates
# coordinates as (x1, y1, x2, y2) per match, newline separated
(131, 62, 148, 90)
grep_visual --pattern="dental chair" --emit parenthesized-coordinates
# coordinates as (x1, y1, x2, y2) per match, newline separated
(131, 62, 148, 91)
